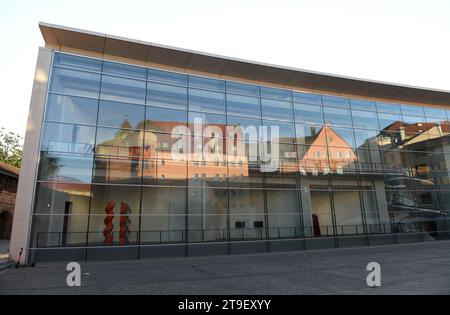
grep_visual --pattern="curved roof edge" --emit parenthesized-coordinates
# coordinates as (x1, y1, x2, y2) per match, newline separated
(39, 22, 450, 107)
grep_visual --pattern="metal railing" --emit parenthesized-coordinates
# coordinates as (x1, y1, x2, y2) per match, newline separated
(34, 221, 450, 248)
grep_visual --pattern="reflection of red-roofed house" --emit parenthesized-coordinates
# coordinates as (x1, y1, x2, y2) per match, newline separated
(299, 125, 357, 174)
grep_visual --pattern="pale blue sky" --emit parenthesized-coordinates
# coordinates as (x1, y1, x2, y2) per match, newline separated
(1, 0, 449, 138)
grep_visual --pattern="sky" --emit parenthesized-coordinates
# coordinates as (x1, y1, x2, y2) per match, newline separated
(0, 0, 449, 139)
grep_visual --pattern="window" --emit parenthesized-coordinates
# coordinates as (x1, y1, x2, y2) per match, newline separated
(377, 113, 402, 130)
(95, 127, 143, 158)
(260, 86, 291, 101)
(53, 53, 102, 72)
(351, 110, 379, 130)
(401, 105, 425, 117)
(102, 61, 147, 80)
(263, 120, 295, 143)
(100, 75, 146, 104)
(322, 95, 349, 108)
(323, 107, 352, 127)
(295, 124, 322, 145)
(98, 100, 145, 129)
(189, 76, 225, 91)
(41, 122, 96, 154)
(350, 99, 377, 111)
(376, 102, 401, 114)
(188, 88, 225, 114)
(148, 68, 187, 85)
(38, 152, 93, 183)
(292, 91, 322, 105)
(145, 106, 187, 133)
(50, 68, 101, 98)
(147, 82, 187, 109)
(45, 94, 98, 125)
(226, 81, 260, 97)
(293, 103, 324, 125)
(226, 94, 261, 118)
(261, 99, 293, 121)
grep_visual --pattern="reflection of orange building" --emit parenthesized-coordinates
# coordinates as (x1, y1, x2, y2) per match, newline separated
(300, 125, 357, 175)
(95, 121, 359, 181)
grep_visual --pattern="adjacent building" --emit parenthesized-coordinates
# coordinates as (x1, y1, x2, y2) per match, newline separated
(10, 23, 450, 262)
(0, 162, 19, 241)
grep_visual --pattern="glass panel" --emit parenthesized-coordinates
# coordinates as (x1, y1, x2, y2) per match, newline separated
(93, 155, 142, 184)
(102, 61, 147, 80)
(100, 75, 146, 104)
(295, 124, 323, 145)
(328, 127, 355, 148)
(38, 152, 93, 183)
(293, 103, 324, 125)
(188, 88, 225, 114)
(262, 120, 295, 143)
(53, 53, 102, 72)
(226, 94, 261, 118)
(322, 95, 349, 108)
(323, 107, 352, 127)
(88, 185, 141, 245)
(188, 112, 226, 132)
(376, 102, 401, 114)
(229, 189, 265, 240)
(261, 99, 293, 121)
(49, 68, 101, 98)
(267, 189, 300, 238)
(226, 81, 260, 97)
(351, 110, 379, 130)
(350, 99, 376, 111)
(45, 94, 98, 125)
(333, 190, 363, 233)
(377, 113, 402, 130)
(98, 100, 145, 130)
(33, 182, 91, 215)
(41, 122, 96, 154)
(260, 86, 291, 101)
(292, 91, 322, 105)
(423, 107, 447, 119)
(189, 76, 225, 91)
(145, 106, 187, 133)
(95, 127, 143, 158)
(141, 187, 186, 243)
(401, 105, 425, 117)
(188, 188, 228, 242)
(31, 214, 88, 247)
(147, 82, 187, 110)
(148, 68, 187, 85)
(303, 190, 334, 237)
(354, 129, 380, 149)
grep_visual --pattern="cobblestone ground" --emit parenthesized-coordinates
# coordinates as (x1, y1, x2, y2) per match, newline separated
(1, 240, 449, 295)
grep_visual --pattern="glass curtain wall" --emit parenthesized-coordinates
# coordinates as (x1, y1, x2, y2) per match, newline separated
(30, 52, 450, 256)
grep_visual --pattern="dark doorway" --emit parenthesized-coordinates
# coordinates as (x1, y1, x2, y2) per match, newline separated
(0, 211, 12, 240)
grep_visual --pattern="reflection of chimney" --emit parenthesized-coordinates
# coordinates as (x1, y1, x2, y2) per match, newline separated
(438, 124, 443, 136)
(399, 127, 406, 141)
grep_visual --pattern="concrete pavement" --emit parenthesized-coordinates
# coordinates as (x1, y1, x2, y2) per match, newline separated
(1, 240, 449, 295)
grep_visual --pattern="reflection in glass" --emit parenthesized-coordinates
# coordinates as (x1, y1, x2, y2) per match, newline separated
(41, 122, 96, 154)
(188, 88, 225, 114)
(100, 75, 146, 104)
(50, 68, 101, 98)
(226, 94, 261, 118)
(261, 99, 293, 121)
(45, 94, 98, 125)
(293, 103, 324, 125)
(98, 100, 145, 129)
(147, 82, 187, 109)
(38, 152, 93, 183)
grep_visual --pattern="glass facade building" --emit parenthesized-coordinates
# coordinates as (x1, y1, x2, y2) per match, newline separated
(12, 24, 450, 262)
